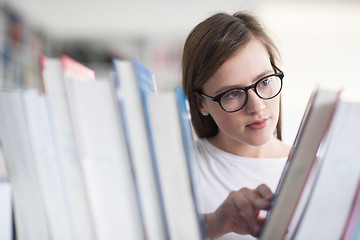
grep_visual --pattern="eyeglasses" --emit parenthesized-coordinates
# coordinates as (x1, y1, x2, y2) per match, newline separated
(197, 66, 284, 113)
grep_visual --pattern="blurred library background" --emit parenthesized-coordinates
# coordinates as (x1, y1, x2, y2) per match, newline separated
(1, 0, 360, 145)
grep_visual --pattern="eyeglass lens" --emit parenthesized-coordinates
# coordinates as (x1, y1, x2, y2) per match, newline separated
(220, 75, 282, 112)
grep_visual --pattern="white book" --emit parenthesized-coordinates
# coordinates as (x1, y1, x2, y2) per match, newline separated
(146, 88, 202, 240)
(0, 181, 12, 240)
(293, 98, 360, 240)
(21, 89, 73, 240)
(41, 56, 96, 240)
(0, 145, 12, 240)
(0, 90, 50, 240)
(260, 89, 340, 240)
(65, 77, 144, 240)
(113, 59, 167, 240)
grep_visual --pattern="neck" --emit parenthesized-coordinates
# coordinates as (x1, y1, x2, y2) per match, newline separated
(208, 134, 289, 158)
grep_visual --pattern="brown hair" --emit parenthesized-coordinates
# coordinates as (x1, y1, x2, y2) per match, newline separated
(182, 11, 282, 139)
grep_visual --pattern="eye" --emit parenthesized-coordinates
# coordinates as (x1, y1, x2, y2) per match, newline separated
(259, 77, 273, 88)
(222, 89, 244, 100)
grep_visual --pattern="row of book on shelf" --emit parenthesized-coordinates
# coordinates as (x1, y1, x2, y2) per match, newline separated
(0, 55, 203, 240)
(1, 54, 360, 240)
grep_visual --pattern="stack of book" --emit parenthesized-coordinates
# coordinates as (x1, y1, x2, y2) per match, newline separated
(0, 55, 203, 240)
(1, 55, 360, 240)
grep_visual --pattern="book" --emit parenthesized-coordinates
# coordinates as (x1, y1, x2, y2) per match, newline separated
(174, 86, 199, 193)
(174, 86, 204, 238)
(0, 90, 50, 240)
(260, 88, 341, 240)
(112, 58, 168, 240)
(41, 56, 96, 240)
(21, 89, 73, 240)
(292, 97, 360, 239)
(342, 181, 360, 240)
(0, 144, 13, 240)
(61, 55, 96, 81)
(0, 181, 12, 240)
(65, 74, 145, 240)
(146, 87, 203, 240)
(0, 139, 9, 183)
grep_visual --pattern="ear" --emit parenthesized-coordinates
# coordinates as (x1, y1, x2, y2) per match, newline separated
(194, 92, 209, 116)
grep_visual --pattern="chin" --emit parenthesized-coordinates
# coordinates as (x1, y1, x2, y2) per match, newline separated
(245, 132, 274, 147)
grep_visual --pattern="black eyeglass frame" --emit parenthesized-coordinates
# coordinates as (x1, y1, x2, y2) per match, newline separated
(197, 66, 284, 113)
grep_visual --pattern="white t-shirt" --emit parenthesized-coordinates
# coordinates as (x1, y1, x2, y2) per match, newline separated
(193, 138, 288, 240)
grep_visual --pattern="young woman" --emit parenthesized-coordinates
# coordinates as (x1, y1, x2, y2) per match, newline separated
(182, 12, 291, 239)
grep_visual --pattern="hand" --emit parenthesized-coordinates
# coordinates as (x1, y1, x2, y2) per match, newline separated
(204, 184, 273, 239)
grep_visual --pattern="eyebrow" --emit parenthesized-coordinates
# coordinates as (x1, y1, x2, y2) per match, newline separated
(213, 69, 275, 95)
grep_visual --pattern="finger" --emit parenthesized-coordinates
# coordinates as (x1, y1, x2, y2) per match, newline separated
(241, 187, 271, 211)
(230, 189, 261, 234)
(255, 184, 273, 200)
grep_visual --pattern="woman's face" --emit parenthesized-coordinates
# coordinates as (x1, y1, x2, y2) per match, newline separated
(199, 38, 280, 148)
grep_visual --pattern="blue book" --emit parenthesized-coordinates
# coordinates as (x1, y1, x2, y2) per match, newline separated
(174, 86, 205, 239)
(146, 86, 203, 240)
(112, 58, 168, 240)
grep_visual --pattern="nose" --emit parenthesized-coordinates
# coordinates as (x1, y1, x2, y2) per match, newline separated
(245, 89, 265, 114)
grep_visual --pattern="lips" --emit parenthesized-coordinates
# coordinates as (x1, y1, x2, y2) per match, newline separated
(246, 118, 269, 130)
